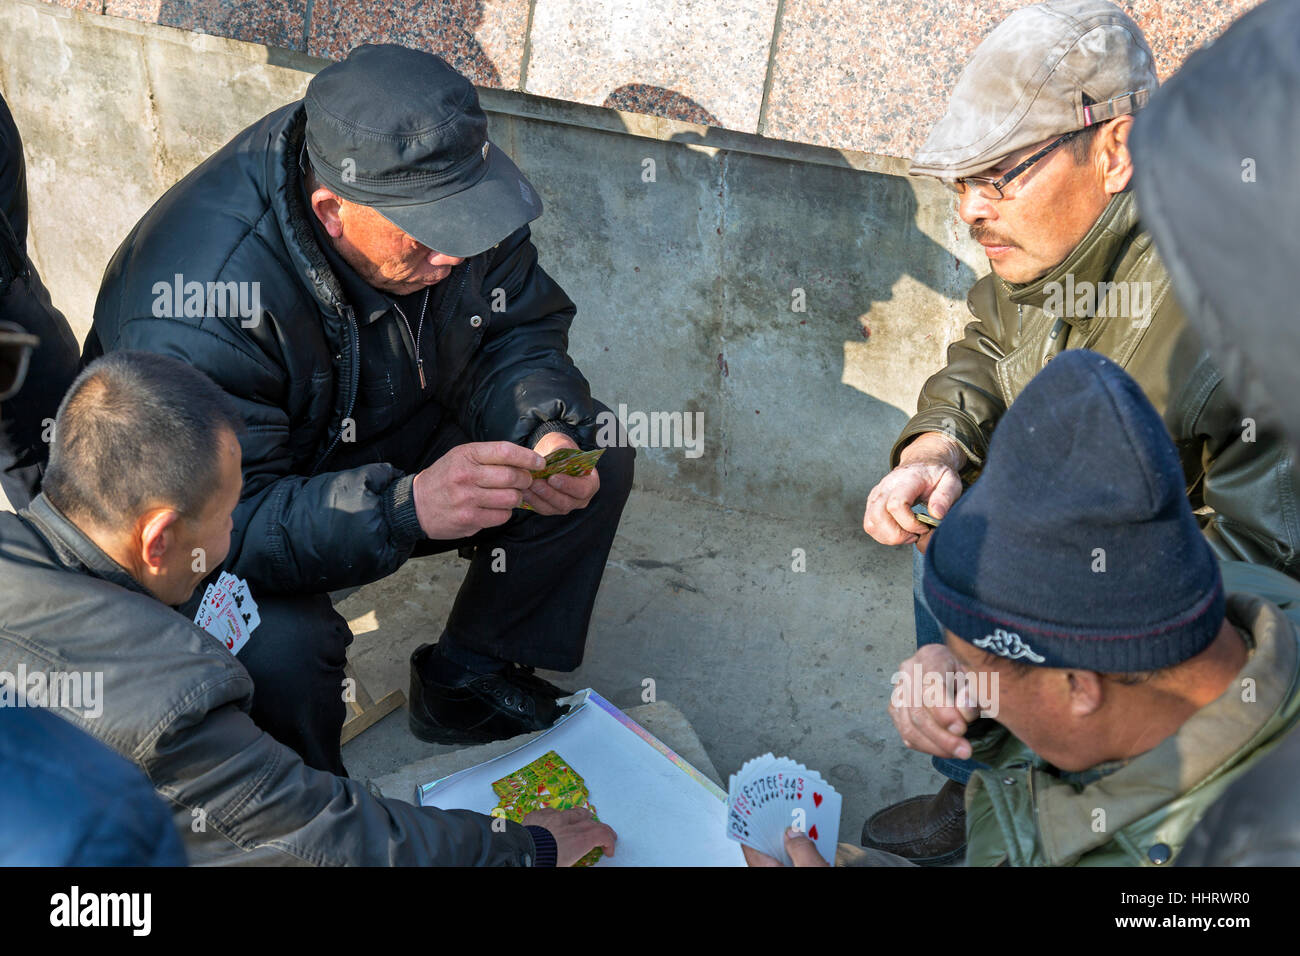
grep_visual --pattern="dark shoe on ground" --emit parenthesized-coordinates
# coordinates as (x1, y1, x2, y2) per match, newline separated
(501, 662, 574, 700)
(408, 643, 570, 745)
(860, 778, 966, 865)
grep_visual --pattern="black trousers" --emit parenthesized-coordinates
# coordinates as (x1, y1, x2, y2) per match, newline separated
(184, 405, 635, 774)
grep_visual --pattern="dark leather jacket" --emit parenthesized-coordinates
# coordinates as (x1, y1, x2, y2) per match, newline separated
(0, 495, 540, 866)
(85, 102, 596, 595)
(892, 191, 1300, 576)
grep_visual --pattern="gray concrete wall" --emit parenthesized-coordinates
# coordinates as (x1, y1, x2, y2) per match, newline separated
(0, 0, 979, 825)
(0, 0, 987, 525)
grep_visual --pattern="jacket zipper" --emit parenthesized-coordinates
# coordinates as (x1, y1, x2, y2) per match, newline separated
(311, 305, 359, 476)
(393, 287, 431, 390)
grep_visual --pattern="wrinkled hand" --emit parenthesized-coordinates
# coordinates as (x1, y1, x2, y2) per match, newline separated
(523, 432, 600, 516)
(742, 828, 831, 867)
(888, 643, 981, 759)
(522, 807, 618, 867)
(863, 432, 965, 549)
(411, 441, 542, 539)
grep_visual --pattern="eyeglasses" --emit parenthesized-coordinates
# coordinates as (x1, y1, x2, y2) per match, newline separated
(943, 128, 1084, 201)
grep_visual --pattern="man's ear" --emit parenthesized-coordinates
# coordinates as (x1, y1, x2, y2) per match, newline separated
(310, 186, 345, 239)
(1097, 115, 1134, 195)
(138, 508, 182, 573)
(1065, 669, 1105, 717)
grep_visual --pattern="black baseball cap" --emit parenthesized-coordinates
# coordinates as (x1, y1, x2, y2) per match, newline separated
(304, 43, 542, 258)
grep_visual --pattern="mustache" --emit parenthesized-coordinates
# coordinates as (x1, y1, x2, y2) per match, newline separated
(969, 224, 1018, 248)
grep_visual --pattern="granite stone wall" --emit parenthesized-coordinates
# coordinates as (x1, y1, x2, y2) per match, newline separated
(34, 0, 1263, 160)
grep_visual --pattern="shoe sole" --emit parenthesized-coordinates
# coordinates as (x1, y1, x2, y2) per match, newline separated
(407, 711, 509, 746)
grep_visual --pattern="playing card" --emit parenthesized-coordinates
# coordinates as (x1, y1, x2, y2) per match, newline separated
(726, 754, 841, 865)
(530, 447, 605, 480)
(491, 750, 603, 866)
(228, 575, 260, 634)
(193, 572, 260, 657)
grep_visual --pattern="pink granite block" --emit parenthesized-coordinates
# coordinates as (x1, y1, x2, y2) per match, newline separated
(524, 0, 781, 133)
(41, 0, 104, 12)
(103, 0, 308, 51)
(764, 0, 1264, 159)
(307, 0, 531, 89)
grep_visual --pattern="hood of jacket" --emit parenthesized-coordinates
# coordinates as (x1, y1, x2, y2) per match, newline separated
(1131, 0, 1300, 455)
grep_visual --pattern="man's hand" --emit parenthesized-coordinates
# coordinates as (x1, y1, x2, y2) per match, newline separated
(863, 432, 966, 549)
(524, 432, 600, 516)
(411, 441, 543, 539)
(888, 643, 980, 759)
(522, 807, 618, 867)
(741, 828, 831, 867)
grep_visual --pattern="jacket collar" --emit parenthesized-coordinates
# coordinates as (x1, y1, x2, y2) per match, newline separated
(1032, 592, 1300, 864)
(20, 493, 151, 598)
(296, 144, 396, 326)
(271, 105, 351, 324)
(999, 190, 1141, 325)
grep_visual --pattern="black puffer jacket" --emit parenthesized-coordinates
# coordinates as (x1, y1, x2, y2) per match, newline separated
(86, 102, 595, 595)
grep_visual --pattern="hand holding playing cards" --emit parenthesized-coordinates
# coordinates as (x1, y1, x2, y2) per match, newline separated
(727, 755, 841, 865)
(412, 441, 543, 539)
(522, 807, 618, 867)
(742, 828, 831, 867)
(888, 643, 980, 759)
(523, 433, 600, 516)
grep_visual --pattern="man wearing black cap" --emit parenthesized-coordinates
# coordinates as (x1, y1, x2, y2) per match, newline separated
(86, 44, 634, 774)
(859, 0, 1300, 863)
(747, 351, 1300, 867)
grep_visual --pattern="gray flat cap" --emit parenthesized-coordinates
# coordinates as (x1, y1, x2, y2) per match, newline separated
(911, 0, 1157, 179)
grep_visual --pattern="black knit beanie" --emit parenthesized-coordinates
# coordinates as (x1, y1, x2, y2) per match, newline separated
(923, 349, 1224, 671)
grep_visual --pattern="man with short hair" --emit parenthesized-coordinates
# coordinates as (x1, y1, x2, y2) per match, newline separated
(0, 333, 186, 867)
(0, 350, 615, 866)
(860, 0, 1300, 863)
(748, 351, 1300, 867)
(86, 44, 634, 773)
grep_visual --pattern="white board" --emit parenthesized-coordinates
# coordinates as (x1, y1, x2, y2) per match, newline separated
(419, 690, 745, 866)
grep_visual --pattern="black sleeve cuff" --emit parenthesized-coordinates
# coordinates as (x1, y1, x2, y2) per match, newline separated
(527, 419, 583, 449)
(382, 473, 425, 547)
(524, 825, 558, 867)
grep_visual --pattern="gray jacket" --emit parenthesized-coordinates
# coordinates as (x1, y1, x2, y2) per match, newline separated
(0, 494, 538, 866)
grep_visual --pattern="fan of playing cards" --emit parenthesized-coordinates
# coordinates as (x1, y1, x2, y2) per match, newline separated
(726, 754, 842, 865)
(193, 571, 261, 656)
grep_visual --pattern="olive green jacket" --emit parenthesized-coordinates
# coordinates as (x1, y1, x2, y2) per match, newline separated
(891, 191, 1300, 575)
(962, 563, 1300, 867)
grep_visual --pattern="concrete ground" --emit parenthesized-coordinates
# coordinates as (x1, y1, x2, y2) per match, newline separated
(339, 484, 941, 840)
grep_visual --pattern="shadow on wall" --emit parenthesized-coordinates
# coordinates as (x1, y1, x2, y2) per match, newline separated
(209, 0, 506, 89)
(603, 85, 722, 128)
(583, 82, 976, 517)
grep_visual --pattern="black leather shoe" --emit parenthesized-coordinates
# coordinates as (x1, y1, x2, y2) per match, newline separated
(502, 662, 574, 700)
(408, 644, 570, 745)
(860, 778, 967, 865)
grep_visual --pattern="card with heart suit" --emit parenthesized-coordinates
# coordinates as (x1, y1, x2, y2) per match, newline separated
(726, 753, 841, 865)
(193, 571, 260, 656)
